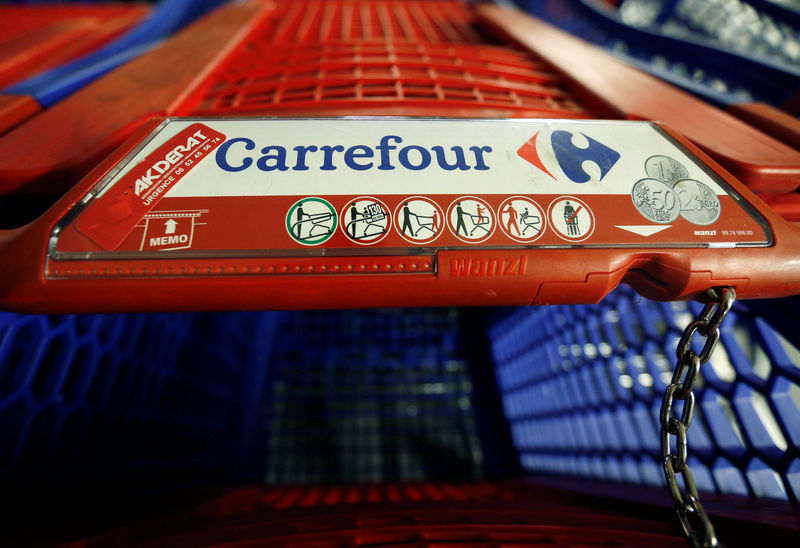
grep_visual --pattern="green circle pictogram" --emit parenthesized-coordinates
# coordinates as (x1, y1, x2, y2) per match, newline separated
(285, 197, 338, 246)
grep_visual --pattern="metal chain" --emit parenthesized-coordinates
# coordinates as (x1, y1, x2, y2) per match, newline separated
(661, 286, 736, 548)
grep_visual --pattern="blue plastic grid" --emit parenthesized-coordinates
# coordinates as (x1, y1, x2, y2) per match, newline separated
(263, 308, 485, 485)
(618, 0, 800, 67)
(3, 293, 799, 526)
(488, 286, 800, 501)
(518, 0, 800, 109)
(0, 305, 484, 520)
(0, 310, 280, 512)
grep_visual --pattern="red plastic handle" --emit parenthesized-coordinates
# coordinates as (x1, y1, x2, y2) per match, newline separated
(0, 0, 273, 196)
(727, 102, 800, 152)
(1, 119, 799, 314)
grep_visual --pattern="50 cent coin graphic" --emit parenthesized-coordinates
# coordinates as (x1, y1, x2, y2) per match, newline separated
(632, 178, 681, 224)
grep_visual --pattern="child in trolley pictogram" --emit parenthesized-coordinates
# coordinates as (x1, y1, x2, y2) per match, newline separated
(499, 199, 543, 241)
(346, 201, 389, 240)
(290, 200, 335, 242)
(519, 207, 541, 235)
(415, 209, 440, 236)
(401, 202, 440, 237)
(455, 202, 490, 236)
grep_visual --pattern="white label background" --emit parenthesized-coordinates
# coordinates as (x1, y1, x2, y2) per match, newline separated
(95, 118, 731, 200)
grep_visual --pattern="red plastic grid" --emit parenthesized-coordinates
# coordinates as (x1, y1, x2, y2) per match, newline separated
(182, 42, 591, 117)
(68, 483, 687, 547)
(178, 0, 592, 118)
(198, 483, 507, 516)
(254, 0, 484, 45)
(2, 0, 797, 197)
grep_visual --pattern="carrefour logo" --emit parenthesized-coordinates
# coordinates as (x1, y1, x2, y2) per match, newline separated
(517, 129, 620, 183)
(214, 135, 493, 172)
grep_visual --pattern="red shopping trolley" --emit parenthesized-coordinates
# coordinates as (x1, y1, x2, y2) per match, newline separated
(0, 0, 799, 314)
(2, 3, 800, 548)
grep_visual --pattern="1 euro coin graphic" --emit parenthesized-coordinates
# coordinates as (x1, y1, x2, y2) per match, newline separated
(644, 155, 689, 184)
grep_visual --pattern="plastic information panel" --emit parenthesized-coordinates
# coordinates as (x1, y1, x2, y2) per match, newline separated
(2, 117, 799, 313)
(56, 118, 769, 253)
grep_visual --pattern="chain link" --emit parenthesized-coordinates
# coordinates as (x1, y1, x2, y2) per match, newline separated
(660, 286, 735, 548)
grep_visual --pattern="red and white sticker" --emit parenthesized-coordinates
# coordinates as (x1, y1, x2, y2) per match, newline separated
(75, 123, 225, 250)
(52, 118, 770, 265)
(138, 210, 206, 251)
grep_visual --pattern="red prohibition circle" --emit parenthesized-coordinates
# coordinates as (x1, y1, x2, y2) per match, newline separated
(496, 196, 547, 243)
(446, 196, 496, 244)
(393, 196, 445, 245)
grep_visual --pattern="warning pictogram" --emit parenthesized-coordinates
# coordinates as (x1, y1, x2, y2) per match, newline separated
(447, 196, 495, 243)
(394, 197, 444, 244)
(548, 197, 594, 242)
(138, 210, 206, 251)
(286, 197, 337, 246)
(497, 196, 545, 243)
(341, 197, 391, 244)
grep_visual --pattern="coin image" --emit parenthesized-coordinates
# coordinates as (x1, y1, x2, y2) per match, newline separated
(631, 178, 681, 224)
(673, 179, 721, 226)
(645, 155, 689, 184)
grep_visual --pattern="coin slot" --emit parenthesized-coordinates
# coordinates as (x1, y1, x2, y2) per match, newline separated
(622, 268, 669, 301)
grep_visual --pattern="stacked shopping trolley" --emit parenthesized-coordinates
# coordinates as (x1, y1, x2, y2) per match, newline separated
(1, 1, 799, 546)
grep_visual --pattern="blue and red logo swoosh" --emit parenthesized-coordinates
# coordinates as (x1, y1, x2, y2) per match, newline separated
(517, 130, 620, 183)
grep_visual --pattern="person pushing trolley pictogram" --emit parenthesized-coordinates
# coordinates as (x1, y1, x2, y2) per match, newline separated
(455, 203, 488, 236)
(341, 197, 391, 244)
(286, 198, 337, 246)
(501, 203, 520, 235)
(394, 197, 444, 244)
(497, 197, 545, 242)
(448, 197, 495, 243)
